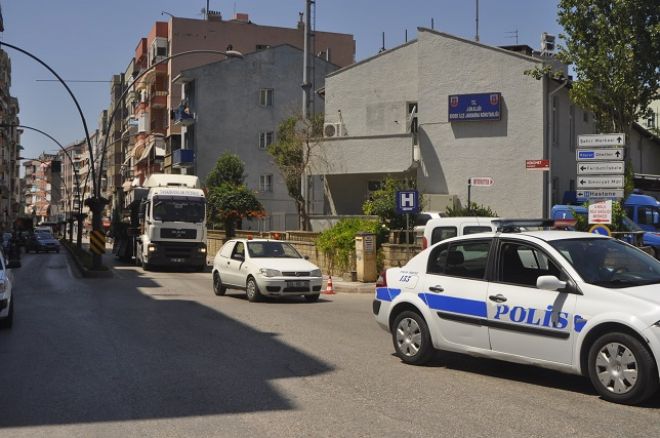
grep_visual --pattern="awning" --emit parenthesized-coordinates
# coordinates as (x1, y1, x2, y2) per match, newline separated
(137, 142, 154, 163)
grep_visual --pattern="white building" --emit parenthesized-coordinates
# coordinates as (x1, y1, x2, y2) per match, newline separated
(314, 28, 660, 217)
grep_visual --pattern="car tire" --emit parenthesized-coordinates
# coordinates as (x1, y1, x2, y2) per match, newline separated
(0, 299, 13, 329)
(213, 271, 227, 296)
(246, 277, 262, 302)
(587, 332, 659, 405)
(304, 293, 320, 303)
(392, 310, 434, 365)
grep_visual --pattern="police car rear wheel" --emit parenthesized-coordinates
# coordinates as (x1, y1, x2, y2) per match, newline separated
(392, 311, 433, 365)
(587, 332, 658, 405)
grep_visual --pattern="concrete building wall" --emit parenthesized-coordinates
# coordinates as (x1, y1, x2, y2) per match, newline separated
(316, 28, 601, 218)
(183, 45, 337, 230)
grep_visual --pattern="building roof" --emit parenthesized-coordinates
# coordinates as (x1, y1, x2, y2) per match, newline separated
(327, 27, 544, 78)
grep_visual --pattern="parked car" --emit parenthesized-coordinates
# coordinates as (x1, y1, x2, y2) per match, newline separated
(25, 233, 60, 253)
(374, 227, 660, 405)
(0, 249, 20, 329)
(421, 216, 498, 249)
(212, 239, 323, 302)
(1, 233, 11, 254)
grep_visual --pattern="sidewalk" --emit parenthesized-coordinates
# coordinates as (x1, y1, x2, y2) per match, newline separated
(324, 276, 376, 294)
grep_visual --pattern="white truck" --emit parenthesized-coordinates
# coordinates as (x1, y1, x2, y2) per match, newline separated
(120, 174, 207, 271)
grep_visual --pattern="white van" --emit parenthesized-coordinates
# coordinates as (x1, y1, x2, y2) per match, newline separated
(421, 216, 498, 249)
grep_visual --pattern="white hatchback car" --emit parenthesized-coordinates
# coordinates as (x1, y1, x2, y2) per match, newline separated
(212, 239, 323, 302)
(0, 250, 19, 329)
(374, 228, 660, 405)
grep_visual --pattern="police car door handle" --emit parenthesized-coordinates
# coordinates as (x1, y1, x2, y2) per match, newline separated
(488, 294, 508, 303)
(429, 286, 444, 293)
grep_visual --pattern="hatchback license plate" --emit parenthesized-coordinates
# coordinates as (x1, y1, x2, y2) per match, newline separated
(286, 280, 308, 288)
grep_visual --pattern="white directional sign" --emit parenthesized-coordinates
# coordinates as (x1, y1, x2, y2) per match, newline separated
(576, 189, 624, 201)
(576, 149, 624, 161)
(577, 161, 625, 175)
(578, 133, 625, 148)
(577, 175, 625, 189)
(469, 177, 494, 187)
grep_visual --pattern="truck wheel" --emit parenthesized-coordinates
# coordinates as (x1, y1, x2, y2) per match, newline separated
(587, 332, 659, 405)
(213, 272, 226, 296)
(392, 310, 434, 365)
(246, 277, 262, 302)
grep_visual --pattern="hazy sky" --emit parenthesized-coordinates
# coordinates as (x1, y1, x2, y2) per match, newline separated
(1, 0, 563, 161)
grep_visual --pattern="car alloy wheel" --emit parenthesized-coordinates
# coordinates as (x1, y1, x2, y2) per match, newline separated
(392, 311, 434, 365)
(587, 332, 659, 404)
(213, 272, 226, 296)
(246, 277, 262, 302)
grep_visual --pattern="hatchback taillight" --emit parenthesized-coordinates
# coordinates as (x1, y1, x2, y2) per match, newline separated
(376, 270, 387, 287)
(422, 236, 428, 249)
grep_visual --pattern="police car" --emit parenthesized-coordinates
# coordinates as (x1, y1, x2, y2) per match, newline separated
(373, 223, 660, 405)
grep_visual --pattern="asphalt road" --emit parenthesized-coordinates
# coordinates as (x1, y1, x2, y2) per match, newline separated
(1, 250, 659, 437)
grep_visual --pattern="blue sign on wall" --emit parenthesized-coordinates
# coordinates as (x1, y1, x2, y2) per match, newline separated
(448, 92, 502, 122)
(396, 190, 420, 214)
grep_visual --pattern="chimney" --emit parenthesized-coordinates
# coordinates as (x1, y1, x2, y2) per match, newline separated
(234, 13, 249, 22)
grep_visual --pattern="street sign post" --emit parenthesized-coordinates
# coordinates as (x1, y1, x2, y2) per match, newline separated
(588, 200, 612, 224)
(577, 162, 625, 175)
(395, 190, 420, 214)
(576, 189, 624, 202)
(576, 149, 624, 161)
(526, 159, 550, 171)
(577, 176, 625, 189)
(577, 133, 625, 148)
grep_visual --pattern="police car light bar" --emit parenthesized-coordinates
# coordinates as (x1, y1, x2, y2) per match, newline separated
(492, 219, 556, 233)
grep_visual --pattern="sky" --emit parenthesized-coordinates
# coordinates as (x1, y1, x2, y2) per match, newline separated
(1, 0, 564, 162)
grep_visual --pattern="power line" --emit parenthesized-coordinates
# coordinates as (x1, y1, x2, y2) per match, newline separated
(36, 79, 112, 83)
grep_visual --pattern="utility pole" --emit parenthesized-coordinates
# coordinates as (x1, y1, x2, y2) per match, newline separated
(475, 0, 480, 42)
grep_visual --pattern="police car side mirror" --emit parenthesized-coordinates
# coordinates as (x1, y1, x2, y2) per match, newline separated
(537, 275, 566, 291)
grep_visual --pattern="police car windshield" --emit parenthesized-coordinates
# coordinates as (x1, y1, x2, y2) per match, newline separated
(247, 242, 301, 258)
(550, 238, 660, 288)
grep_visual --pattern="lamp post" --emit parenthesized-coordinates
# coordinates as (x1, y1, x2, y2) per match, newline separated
(5, 124, 85, 246)
(0, 41, 103, 266)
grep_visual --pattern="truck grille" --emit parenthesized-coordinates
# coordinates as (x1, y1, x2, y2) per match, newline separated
(160, 228, 197, 239)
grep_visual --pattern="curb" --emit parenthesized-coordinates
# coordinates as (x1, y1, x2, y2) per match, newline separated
(62, 242, 114, 278)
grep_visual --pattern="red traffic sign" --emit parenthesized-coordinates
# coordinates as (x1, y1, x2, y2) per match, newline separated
(469, 177, 494, 187)
(526, 159, 550, 171)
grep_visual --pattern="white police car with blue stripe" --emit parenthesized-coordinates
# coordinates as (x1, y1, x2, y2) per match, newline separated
(373, 229, 660, 405)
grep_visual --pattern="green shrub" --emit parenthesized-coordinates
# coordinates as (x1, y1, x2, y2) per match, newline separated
(445, 202, 498, 217)
(316, 218, 385, 273)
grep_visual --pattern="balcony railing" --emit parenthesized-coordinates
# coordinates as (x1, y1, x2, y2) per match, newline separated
(173, 104, 195, 126)
(172, 149, 194, 168)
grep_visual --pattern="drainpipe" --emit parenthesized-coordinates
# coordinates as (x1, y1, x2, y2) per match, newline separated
(546, 76, 568, 216)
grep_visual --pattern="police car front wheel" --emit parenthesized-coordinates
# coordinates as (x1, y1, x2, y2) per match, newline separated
(392, 311, 434, 365)
(587, 332, 659, 405)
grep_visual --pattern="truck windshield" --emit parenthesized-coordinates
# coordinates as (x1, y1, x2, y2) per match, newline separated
(152, 197, 205, 223)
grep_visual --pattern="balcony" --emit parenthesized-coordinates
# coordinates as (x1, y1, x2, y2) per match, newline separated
(172, 149, 194, 168)
(173, 104, 195, 127)
(150, 90, 167, 109)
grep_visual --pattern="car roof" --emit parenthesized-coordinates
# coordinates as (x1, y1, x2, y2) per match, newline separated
(435, 230, 608, 245)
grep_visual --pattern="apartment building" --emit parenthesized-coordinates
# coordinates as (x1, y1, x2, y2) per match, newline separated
(0, 48, 21, 231)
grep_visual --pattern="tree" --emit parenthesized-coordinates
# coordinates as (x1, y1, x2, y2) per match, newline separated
(556, 0, 660, 134)
(362, 177, 412, 230)
(205, 153, 264, 238)
(268, 114, 324, 231)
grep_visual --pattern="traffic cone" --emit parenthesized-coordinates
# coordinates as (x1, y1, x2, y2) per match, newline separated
(323, 276, 336, 295)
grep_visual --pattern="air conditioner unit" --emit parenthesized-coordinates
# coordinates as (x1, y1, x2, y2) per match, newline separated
(323, 122, 343, 138)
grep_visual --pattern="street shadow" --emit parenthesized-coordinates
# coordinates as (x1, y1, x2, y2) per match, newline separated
(0, 253, 334, 428)
(394, 349, 660, 407)
(223, 290, 333, 304)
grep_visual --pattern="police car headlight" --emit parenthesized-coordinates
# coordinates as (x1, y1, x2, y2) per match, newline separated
(0, 281, 5, 293)
(654, 320, 660, 328)
(259, 268, 281, 278)
(310, 269, 322, 277)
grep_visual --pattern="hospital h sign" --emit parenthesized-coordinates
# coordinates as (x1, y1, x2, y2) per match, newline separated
(396, 190, 420, 214)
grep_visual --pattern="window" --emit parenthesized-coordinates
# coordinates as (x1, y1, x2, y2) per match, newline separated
(427, 240, 491, 280)
(569, 105, 575, 151)
(407, 102, 418, 144)
(231, 242, 245, 260)
(259, 131, 274, 149)
(463, 226, 492, 235)
(498, 242, 561, 288)
(260, 174, 273, 192)
(431, 226, 457, 245)
(552, 96, 559, 148)
(256, 44, 271, 51)
(637, 207, 659, 226)
(259, 88, 274, 107)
